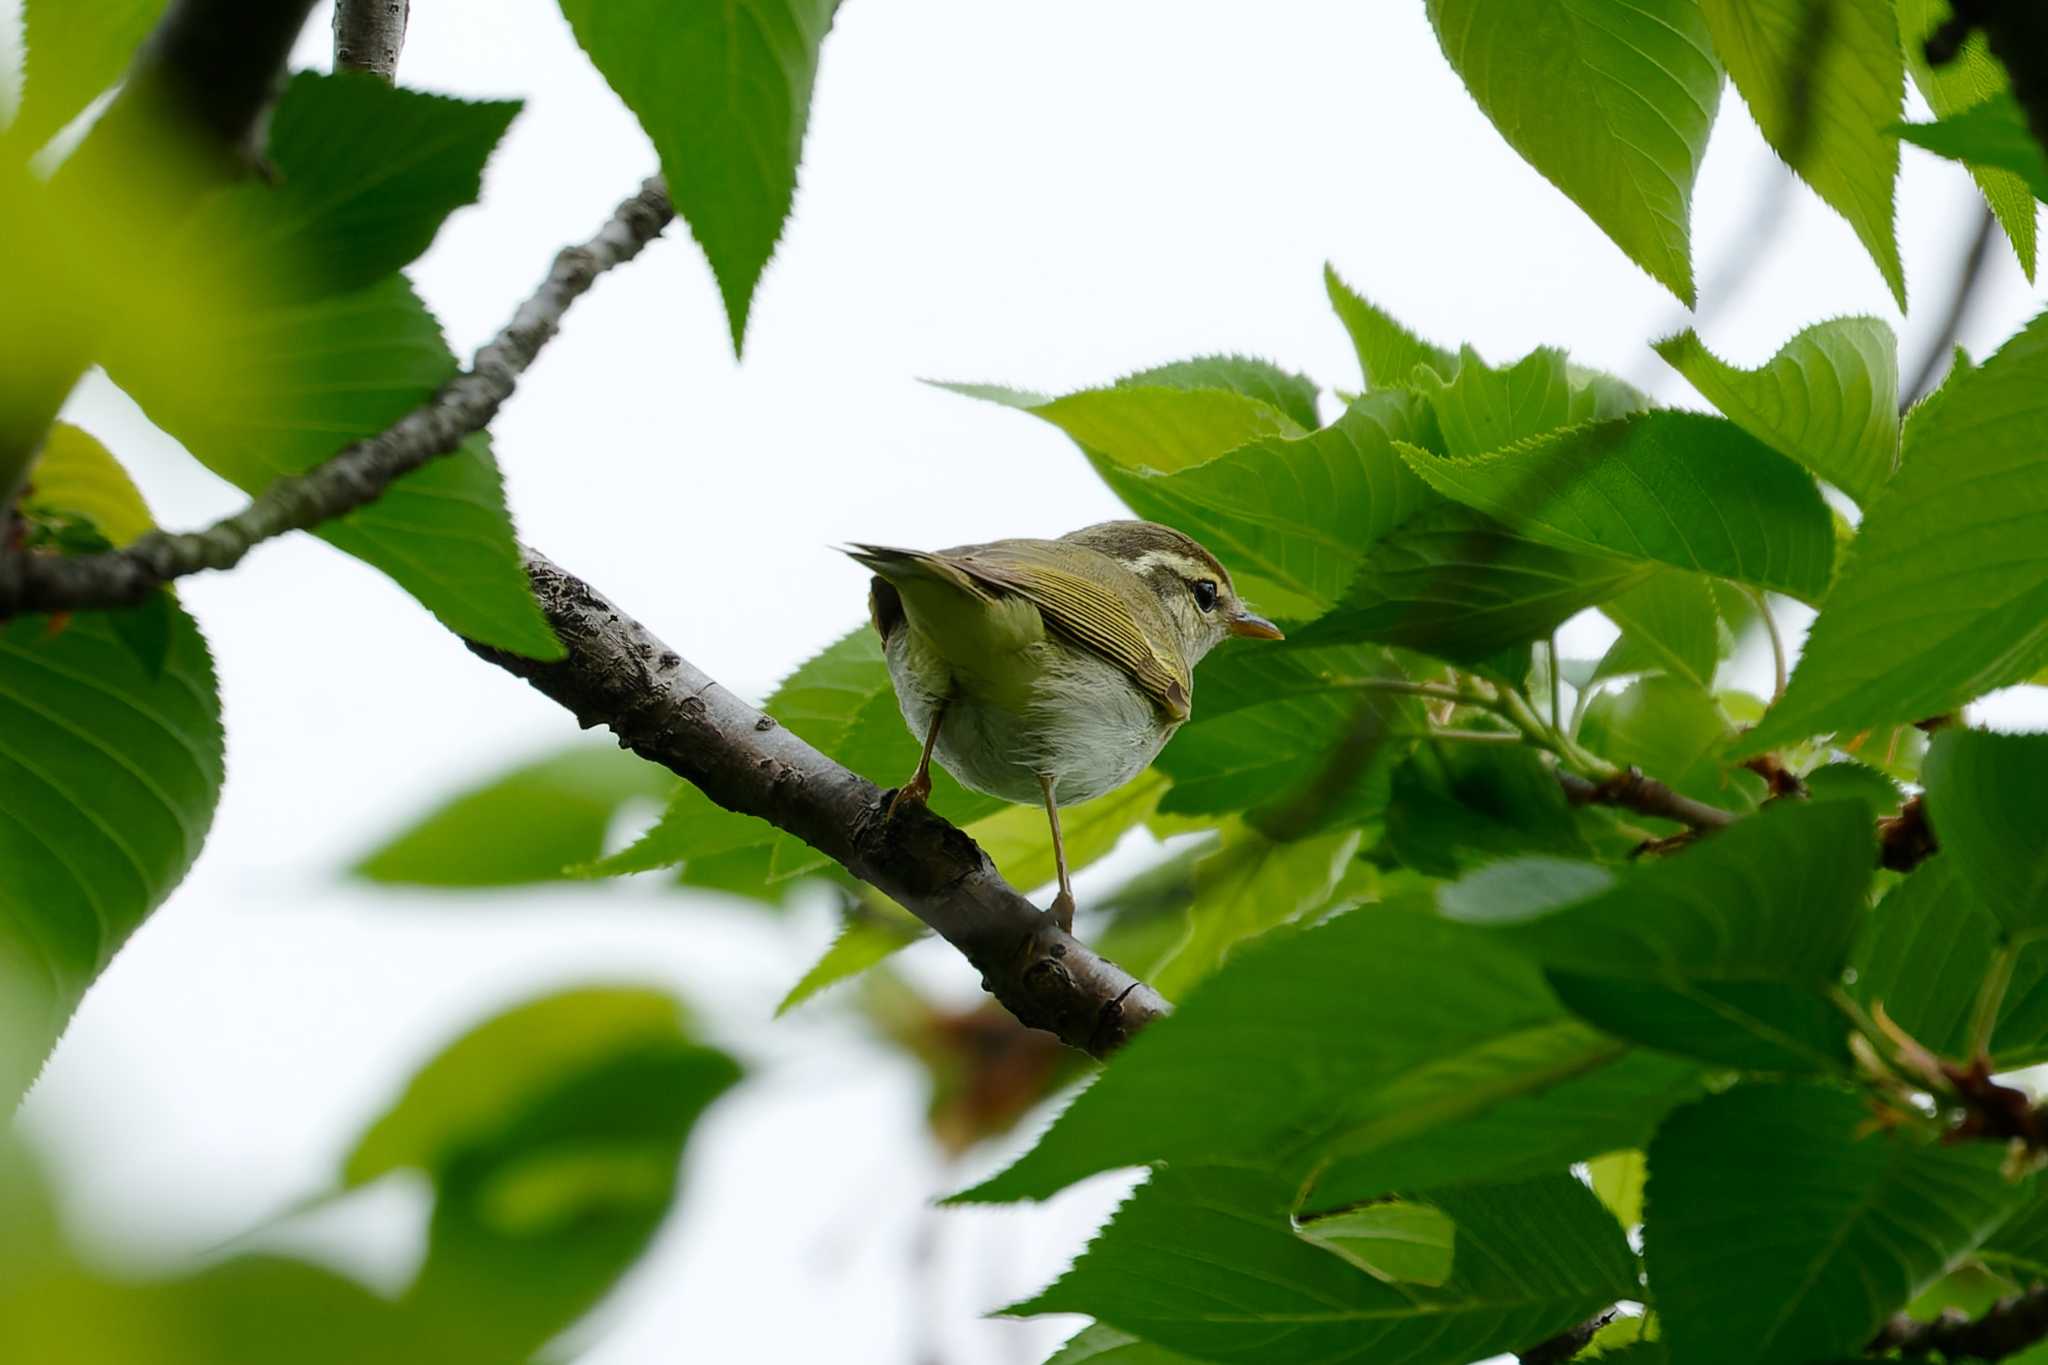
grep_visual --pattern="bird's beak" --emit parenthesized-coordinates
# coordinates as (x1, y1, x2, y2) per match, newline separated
(1229, 611, 1284, 641)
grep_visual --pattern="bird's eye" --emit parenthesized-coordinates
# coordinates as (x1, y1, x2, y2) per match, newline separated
(1191, 579, 1219, 613)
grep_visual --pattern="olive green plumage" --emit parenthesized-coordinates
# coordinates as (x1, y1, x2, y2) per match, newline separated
(844, 519, 1280, 932)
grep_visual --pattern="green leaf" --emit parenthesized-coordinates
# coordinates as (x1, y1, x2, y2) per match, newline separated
(1303, 501, 1653, 663)
(1653, 319, 1900, 506)
(1589, 1149, 1647, 1229)
(8, 0, 167, 152)
(1303, 1041, 1704, 1211)
(353, 745, 673, 887)
(1425, 0, 1722, 303)
(1136, 392, 1436, 616)
(1015, 1165, 1634, 1365)
(1154, 641, 1425, 825)
(1413, 346, 1582, 456)
(1044, 1326, 1202, 1365)
(556, 0, 837, 352)
(1324, 264, 1457, 393)
(1701, 0, 1905, 306)
(106, 274, 560, 659)
(1849, 856, 2048, 1064)
(1899, 0, 2038, 276)
(345, 985, 739, 1360)
(0, 605, 223, 1100)
(1895, 92, 2048, 203)
(1645, 1082, 2023, 1365)
(951, 381, 1306, 475)
(1150, 823, 1359, 999)
(22, 423, 155, 547)
(1923, 729, 2048, 937)
(1296, 1200, 1456, 1287)
(956, 906, 1597, 1203)
(1386, 741, 1591, 877)
(1395, 411, 1836, 601)
(1740, 310, 2048, 750)
(1117, 354, 1323, 432)
(1578, 675, 1763, 812)
(970, 768, 1166, 895)
(194, 71, 520, 299)
(1595, 570, 1724, 689)
(1441, 801, 1873, 1070)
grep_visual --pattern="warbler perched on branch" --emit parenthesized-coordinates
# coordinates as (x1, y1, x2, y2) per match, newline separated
(846, 521, 1282, 931)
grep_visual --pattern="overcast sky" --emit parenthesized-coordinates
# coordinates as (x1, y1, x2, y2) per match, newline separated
(10, 3, 2048, 1362)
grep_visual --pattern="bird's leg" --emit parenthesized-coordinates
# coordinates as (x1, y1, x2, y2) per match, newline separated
(1039, 773, 1076, 933)
(887, 704, 946, 820)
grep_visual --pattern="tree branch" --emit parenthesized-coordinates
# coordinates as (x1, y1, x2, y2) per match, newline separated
(334, 0, 411, 81)
(1902, 205, 1997, 410)
(1518, 1309, 1617, 1365)
(0, 180, 676, 616)
(1875, 1284, 2048, 1361)
(1554, 767, 1738, 833)
(470, 552, 1171, 1059)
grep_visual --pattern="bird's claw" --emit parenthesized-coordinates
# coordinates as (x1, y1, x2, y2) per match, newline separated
(885, 772, 932, 821)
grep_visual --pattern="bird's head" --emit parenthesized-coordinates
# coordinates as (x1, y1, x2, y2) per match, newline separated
(1061, 519, 1283, 669)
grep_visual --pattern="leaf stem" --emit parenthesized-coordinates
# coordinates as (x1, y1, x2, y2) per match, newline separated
(1746, 586, 1787, 704)
(1546, 634, 1564, 732)
(1970, 942, 2020, 1062)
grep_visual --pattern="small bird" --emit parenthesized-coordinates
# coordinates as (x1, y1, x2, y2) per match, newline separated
(845, 520, 1282, 932)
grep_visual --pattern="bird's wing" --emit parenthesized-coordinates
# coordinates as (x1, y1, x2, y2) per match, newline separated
(947, 542, 1192, 722)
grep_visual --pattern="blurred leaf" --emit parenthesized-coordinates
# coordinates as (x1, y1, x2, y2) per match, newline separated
(1645, 1082, 2022, 1365)
(1895, 92, 2048, 203)
(1744, 311, 2048, 748)
(1923, 729, 2048, 936)
(1441, 802, 1874, 1070)
(1654, 319, 1900, 506)
(193, 71, 520, 299)
(1150, 823, 1358, 999)
(1588, 1148, 1646, 1229)
(1296, 1200, 1456, 1286)
(1305, 501, 1652, 663)
(1899, 0, 2037, 275)
(1138, 392, 1436, 616)
(1595, 570, 1723, 689)
(1014, 1165, 1633, 1365)
(0, 603, 223, 1100)
(956, 907, 1600, 1203)
(108, 274, 560, 659)
(1801, 758, 1901, 816)
(1849, 856, 2048, 1065)
(1396, 412, 1836, 601)
(556, 0, 837, 352)
(354, 744, 673, 887)
(7, 0, 166, 153)
(1579, 676, 1763, 813)
(1323, 264, 1457, 393)
(1044, 1326, 1201, 1365)
(1426, 0, 1721, 304)
(1701, 0, 1905, 306)
(22, 423, 155, 546)
(776, 899, 925, 1015)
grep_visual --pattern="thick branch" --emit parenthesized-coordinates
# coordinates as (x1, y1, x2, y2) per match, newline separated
(0, 180, 676, 616)
(470, 553, 1170, 1058)
(1875, 1285, 2048, 1361)
(1555, 767, 1737, 832)
(334, 0, 411, 81)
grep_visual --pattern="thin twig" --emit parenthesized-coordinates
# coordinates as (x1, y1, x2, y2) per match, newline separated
(0, 179, 677, 616)
(472, 552, 1170, 1058)
(1874, 1284, 2048, 1361)
(1902, 205, 1997, 410)
(1746, 586, 1787, 703)
(1555, 768, 1738, 833)
(334, 0, 410, 81)
(1519, 1309, 1617, 1365)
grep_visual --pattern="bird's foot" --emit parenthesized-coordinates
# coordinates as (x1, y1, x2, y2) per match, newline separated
(884, 771, 932, 821)
(1049, 889, 1076, 935)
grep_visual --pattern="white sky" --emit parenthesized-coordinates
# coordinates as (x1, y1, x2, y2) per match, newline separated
(11, 2, 2048, 1362)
